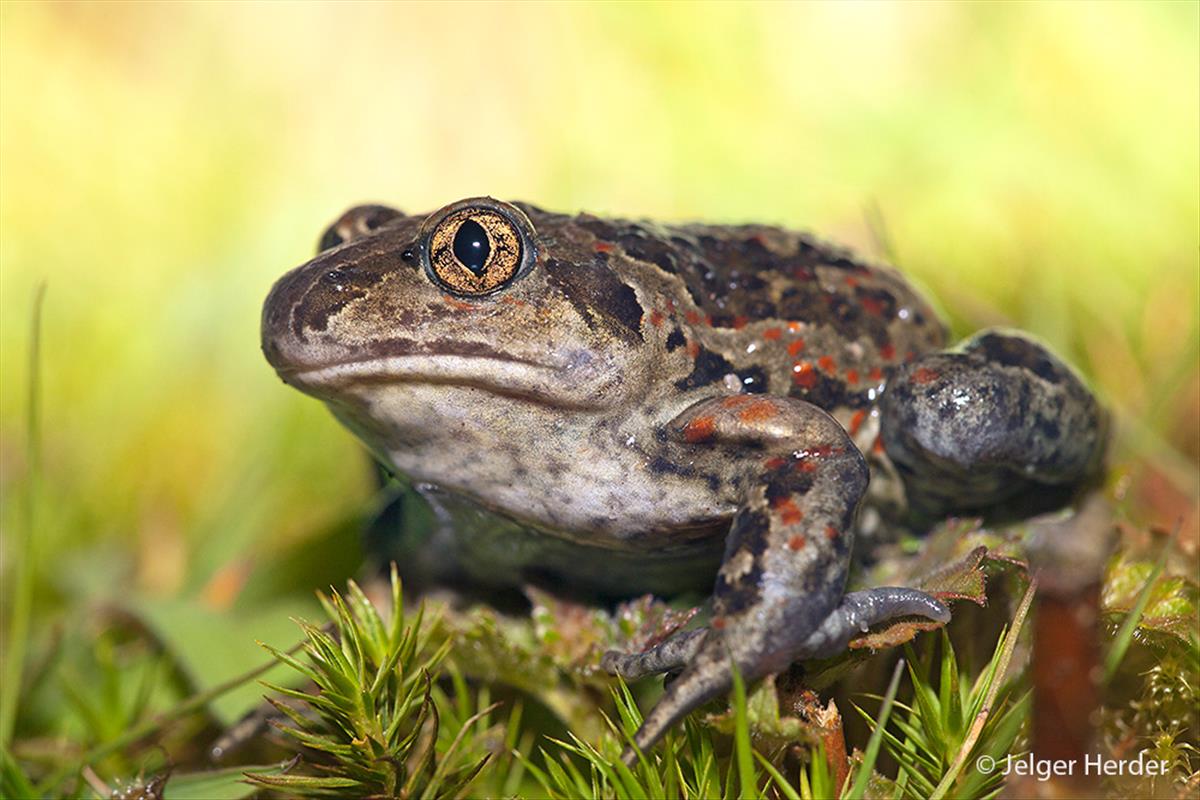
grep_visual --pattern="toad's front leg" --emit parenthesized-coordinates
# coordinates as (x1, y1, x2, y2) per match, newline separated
(608, 395, 947, 764)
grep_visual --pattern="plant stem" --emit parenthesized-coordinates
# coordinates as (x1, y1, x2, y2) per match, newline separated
(0, 284, 46, 748)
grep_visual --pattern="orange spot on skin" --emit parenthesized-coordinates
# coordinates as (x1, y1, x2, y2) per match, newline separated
(905, 350, 916, 363)
(593, 241, 615, 253)
(845, 369, 859, 385)
(825, 525, 839, 541)
(764, 456, 788, 470)
(880, 343, 896, 360)
(685, 310, 703, 325)
(792, 361, 817, 389)
(712, 616, 727, 630)
(869, 366, 884, 382)
(781, 505, 804, 526)
(683, 416, 717, 443)
(788, 534, 807, 551)
(732, 315, 750, 329)
(911, 366, 940, 385)
(686, 340, 700, 358)
(501, 295, 527, 307)
(737, 399, 778, 423)
(795, 459, 818, 473)
(649, 309, 665, 327)
(442, 295, 476, 311)
(772, 497, 805, 525)
(844, 276, 858, 287)
(787, 321, 803, 332)
(848, 409, 867, 437)
(817, 355, 837, 373)
(860, 295, 885, 316)
(872, 436, 886, 454)
(720, 394, 753, 409)
(787, 339, 806, 357)
(762, 327, 782, 340)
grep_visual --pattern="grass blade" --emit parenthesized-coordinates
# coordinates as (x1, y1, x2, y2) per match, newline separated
(756, 749, 802, 800)
(730, 661, 758, 799)
(1, 744, 37, 800)
(1103, 522, 1179, 683)
(847, 658, 905, 800)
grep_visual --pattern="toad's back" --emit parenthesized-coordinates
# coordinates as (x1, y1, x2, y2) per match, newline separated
(523, 205, 948, 421)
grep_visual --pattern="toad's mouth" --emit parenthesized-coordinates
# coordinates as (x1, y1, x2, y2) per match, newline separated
(274, 336, 561, 382)
(275, 346, 615, 410)
(283, 352, 557, 386)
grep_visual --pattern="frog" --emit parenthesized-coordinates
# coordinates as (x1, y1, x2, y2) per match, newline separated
(261, 197, 1106, 763)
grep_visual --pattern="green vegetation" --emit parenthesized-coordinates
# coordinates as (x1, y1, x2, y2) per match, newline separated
(1, 2, 1196, 798)
(247, 570, 489, 798)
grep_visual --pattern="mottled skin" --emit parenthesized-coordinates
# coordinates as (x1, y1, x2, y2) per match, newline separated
(261, 198, 1106, 763)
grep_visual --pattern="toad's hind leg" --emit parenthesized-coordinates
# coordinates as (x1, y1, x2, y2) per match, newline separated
(880, 330, 1107, 519)
(613, 395, 946, 764)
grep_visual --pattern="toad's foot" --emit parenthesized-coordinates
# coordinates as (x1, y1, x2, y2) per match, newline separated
(603, 586, 948, 765)
(602, 587, 948, 682)
(609, 394, 930, 765)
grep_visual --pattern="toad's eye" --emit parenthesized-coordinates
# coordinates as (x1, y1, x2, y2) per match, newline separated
(423, 200, 535, 296)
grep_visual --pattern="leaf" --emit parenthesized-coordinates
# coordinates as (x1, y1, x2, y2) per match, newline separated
(526, 586, 615, 668)
(164, 762, 294, 800)
(917, 546, 990, 605)
(843, 544, 1031, 655)
(849, 619, 948, 653)
(1102, 546, 1198, 644)
(245, 773, 362, 790)
(611, 594, 702, 654)
(129, 594, 320, 723)
(525, 587, 702, 675)
(704, 675, 813, 749)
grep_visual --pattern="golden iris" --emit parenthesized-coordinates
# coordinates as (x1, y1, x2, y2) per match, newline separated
(427, 209, 523, 295)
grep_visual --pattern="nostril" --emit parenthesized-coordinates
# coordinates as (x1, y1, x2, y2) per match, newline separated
(322, 268, 347, 288)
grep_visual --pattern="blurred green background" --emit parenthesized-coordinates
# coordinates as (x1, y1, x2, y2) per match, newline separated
(1, 0, 1197, 739)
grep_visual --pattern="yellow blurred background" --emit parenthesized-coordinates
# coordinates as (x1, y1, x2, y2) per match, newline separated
(1, 1, 1196, 614)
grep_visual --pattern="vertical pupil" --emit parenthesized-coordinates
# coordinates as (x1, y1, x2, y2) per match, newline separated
(452, 219, 490, 274)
